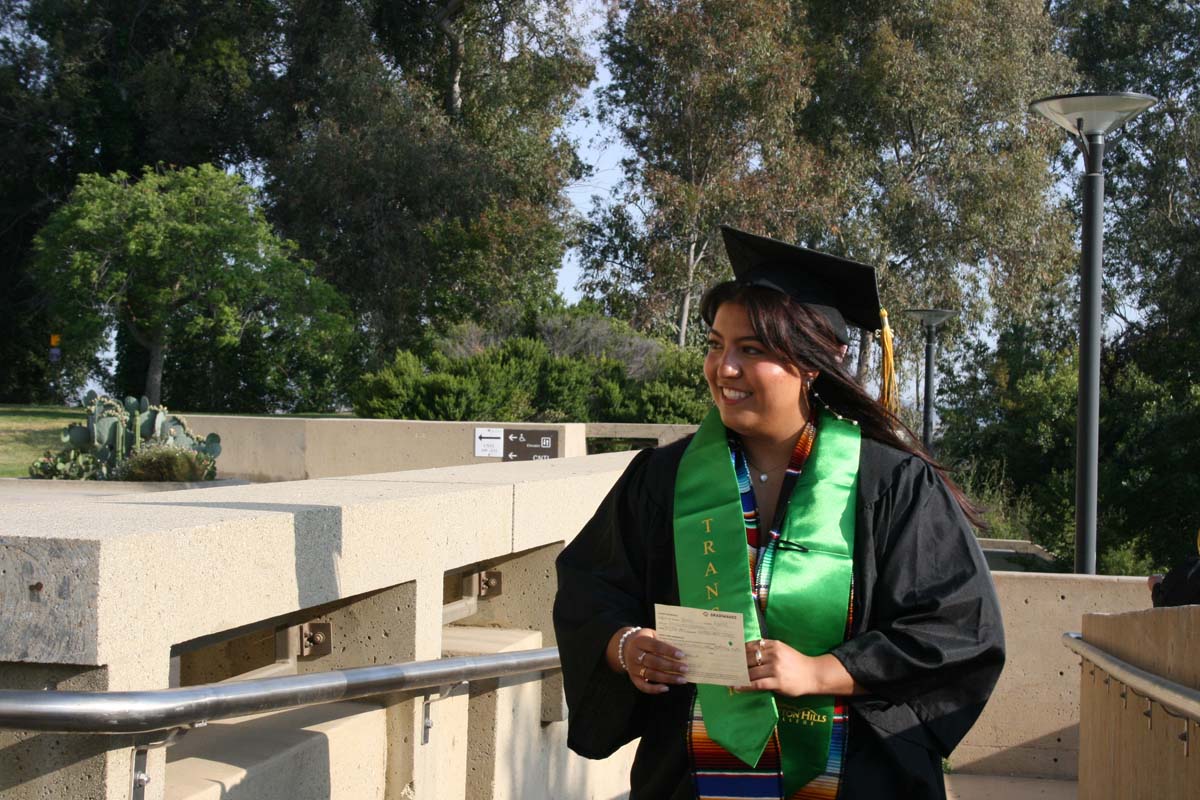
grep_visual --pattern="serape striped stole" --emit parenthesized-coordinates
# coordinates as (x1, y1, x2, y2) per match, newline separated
(684, 416, 856, 800)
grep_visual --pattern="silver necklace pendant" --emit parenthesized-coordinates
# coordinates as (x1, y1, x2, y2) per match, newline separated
(758, 472, 769, 484)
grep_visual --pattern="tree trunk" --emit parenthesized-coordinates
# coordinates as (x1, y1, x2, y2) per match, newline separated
(444, 30, 463, 118)
(145, 340, 165, 406)
(677, 291, 692, 347)
(677, 241, 699, 347)
(856, 330, 873, 386)
(436, 0, 465, 118)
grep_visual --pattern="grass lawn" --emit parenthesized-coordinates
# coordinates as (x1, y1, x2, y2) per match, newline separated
(0, 405, 82, 478)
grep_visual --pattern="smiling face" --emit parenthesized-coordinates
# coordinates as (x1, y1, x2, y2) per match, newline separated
(704, 301, 811, 444)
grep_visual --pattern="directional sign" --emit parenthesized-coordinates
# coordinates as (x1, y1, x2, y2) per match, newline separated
(474, 427, 504, 458)
(502, 429, 559, 461)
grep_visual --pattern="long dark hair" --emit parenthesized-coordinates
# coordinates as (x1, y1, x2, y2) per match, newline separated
(700, 281, 986, 530)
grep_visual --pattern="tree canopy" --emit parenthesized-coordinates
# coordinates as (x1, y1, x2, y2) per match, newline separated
(583, 0, 1078, 383)
(939, 0, 1200, 571)
(0, 0, 593, 401)
(33, 165, 355, 407)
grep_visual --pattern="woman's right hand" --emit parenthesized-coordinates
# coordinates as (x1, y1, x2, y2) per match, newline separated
(609, 627, 689, 694)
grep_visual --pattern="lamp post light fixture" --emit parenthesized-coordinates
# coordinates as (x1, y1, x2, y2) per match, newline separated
(1029, 91, 1156, 574)
(903, 308, 955, 452)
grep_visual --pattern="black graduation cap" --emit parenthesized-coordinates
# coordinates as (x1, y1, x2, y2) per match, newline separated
(720, 225, 882, 345)
(719, 224, 898, 414)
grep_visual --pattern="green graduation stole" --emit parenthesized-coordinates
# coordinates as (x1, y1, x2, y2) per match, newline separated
(673, 407, 859, 794)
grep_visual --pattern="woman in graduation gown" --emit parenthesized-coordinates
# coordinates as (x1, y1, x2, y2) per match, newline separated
(553, 226, 1005, 800)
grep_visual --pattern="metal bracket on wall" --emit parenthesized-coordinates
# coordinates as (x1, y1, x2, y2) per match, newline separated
(130, 728, 187, 800)
(478, 570, 502, 598)
(442, 569, 503, 624)
(421, 681, 469, 745)
(299, 622, 333, 658)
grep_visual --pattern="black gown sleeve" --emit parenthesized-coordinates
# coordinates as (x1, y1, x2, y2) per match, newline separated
(833, 445, 1006, 758)
(553, 447, 666, 759)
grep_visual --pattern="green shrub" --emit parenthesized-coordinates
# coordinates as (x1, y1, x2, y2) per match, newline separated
(351, 351, 424, 419)
(353, 327, 711, 426)
(113, 443, 216, 482)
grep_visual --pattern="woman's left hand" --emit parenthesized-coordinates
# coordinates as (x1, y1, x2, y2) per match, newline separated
(737, 638, 813, 697)
(736, 639, 863, 698)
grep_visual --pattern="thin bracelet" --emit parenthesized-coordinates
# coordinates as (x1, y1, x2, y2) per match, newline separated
(616, 626, 642, 673)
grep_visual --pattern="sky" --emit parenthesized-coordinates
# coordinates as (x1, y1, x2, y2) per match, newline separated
(556, 3, 631, 304)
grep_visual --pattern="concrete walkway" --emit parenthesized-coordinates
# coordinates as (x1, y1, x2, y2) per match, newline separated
(947, 774, 1077, 799)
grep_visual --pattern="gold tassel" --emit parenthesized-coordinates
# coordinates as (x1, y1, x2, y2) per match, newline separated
(878, 308, 899, 417)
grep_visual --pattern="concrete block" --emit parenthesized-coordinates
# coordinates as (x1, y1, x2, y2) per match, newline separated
(336, 452, 637, 554)
(164, 701, 386, 800)
(463, 544, 566, 723)
(0, 537, 100, 663)
(443, 626, 636, 800)
(1081, 604, 1200, 688)
(443, 626, 543, 800)
(0, 663, 125, 800)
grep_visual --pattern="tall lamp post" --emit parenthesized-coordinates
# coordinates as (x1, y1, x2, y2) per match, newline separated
(1029, 91, 1156, 574)
(903, 309, 955, 451)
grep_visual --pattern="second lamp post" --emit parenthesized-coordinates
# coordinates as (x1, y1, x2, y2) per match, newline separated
(904, 308, 955, 451)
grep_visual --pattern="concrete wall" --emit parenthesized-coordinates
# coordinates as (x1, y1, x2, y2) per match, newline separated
(1075, 606, 1200, 799)
(952, 573, 1148, 780)
(181, 415, 588, 482)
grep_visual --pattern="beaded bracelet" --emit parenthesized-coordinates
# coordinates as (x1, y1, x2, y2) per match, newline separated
(616, 626, 643, 673)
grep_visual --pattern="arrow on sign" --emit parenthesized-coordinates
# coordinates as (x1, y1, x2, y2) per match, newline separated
(508, 433, 519, 441)
(507, 452, 518, 460)
(478, 433, 500, 441)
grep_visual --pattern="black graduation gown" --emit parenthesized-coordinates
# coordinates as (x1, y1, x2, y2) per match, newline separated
(553, 435, 1005, 800)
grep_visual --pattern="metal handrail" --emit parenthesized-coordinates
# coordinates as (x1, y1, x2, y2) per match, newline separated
(1063, 632, 1200, 721)
(0, 647, 561, 735)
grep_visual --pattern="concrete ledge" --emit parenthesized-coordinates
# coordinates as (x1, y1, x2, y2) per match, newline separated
(0, 478, 250, 505)
(165, 701, 386, 800)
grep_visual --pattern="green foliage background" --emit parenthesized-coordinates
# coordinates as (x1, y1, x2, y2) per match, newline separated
(2, 0, 1199, 572)
(354, 314, 711, 425)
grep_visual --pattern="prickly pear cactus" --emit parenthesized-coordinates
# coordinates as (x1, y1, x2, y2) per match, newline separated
(31, 394, 221, 481)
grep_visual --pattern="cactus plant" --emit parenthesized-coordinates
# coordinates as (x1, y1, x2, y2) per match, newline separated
(30, 394, 221, 481)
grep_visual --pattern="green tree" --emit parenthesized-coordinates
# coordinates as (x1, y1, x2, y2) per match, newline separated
(583, 0, 812, 344)
(0, 0, 277, 401)
(791, 0, 1079, 385)
(2, 0, 591, 398)
(261, 0, 592, 356)
(33, 164, 355, 407)
(586, 0, 1079, 402)
(1048, 0, 1200, 567)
